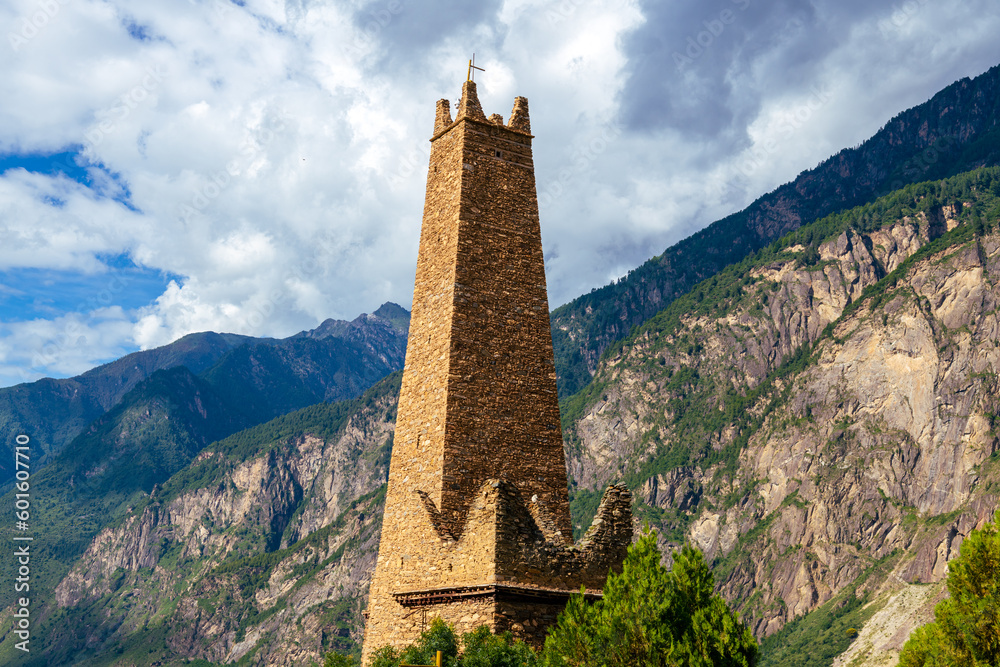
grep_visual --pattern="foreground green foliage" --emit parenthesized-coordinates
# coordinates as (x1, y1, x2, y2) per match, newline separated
(543, 529, 757, 666)
(459, 626, 541, 667)
(326, 651, 358, 667)
(899, 512, 1000, 666)
(368, 618, 538, 667)
(365, 533, 754, 667)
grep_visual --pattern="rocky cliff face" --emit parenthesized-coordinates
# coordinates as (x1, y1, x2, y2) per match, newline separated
(567, 217, 931, 494)
(35, 377, 399, 666)
(563, 175, 1000, 660)
(712, 234, 1000, 635)
(10, 170, 1000, 666)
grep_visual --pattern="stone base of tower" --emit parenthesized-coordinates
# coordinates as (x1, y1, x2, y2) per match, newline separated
(361, 481, 632, 663)
(382, 589, 596, 651)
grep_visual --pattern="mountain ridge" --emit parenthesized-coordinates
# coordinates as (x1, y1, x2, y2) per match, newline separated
(9, 167, 997, 666)
(552, 62, 1000, 397)
(0, 303, 410, 488)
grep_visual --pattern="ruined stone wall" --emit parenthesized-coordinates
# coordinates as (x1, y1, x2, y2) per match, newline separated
(364, 479, 631, 659)
(364, 481, 499, 655)
(495, 483, 632, 590)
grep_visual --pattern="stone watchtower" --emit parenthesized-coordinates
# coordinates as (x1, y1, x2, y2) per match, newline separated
(361, 80, 632, 663)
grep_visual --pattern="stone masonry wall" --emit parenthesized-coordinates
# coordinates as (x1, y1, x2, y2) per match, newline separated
(364, 479, 631, 658)
(442, 109, 570, 540)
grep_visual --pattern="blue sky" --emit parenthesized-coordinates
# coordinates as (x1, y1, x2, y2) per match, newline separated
(1, 0, 999, 387)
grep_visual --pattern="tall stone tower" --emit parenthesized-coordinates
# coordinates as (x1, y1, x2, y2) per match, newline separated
(361, 80, 632, 664)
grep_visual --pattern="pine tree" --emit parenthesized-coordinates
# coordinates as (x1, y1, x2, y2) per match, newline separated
(542, 529, 757, 666)
(899, 512, 1000, 667)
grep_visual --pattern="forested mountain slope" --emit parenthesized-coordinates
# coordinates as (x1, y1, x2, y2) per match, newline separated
(0, 374, 401, 666)
(552, 63, 1000, 398)
(0, 303, 408, 488)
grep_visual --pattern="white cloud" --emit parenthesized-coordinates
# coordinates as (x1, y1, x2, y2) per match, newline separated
(0, 308, 134, 386)
(0, 0, 998, 384)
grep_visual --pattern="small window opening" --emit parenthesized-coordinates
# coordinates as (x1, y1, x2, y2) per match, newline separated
(494, 149, 502, 158)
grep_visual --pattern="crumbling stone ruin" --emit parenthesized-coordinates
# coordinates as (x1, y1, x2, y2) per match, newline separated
(361, 80, 632, 664)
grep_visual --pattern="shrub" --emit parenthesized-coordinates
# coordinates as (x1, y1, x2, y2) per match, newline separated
(542, 528, 757, 666)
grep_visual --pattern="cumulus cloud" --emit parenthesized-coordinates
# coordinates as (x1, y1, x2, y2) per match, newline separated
(0, 308, 134, 385)
(0, 0, 998, 386)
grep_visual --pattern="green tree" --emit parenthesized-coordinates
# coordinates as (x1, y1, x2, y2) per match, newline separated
(371, 618, 460, 667)
(459, 625, 541, 667)
(368, 620, 538, 667)
(325, 652, 357, 667)
(542, 529, 757, 666)
(899, 512, 1000, 666)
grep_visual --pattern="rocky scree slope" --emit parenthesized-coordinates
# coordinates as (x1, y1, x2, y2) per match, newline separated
(562, 168, 1000, 659)
(551, 63, 1000, 398)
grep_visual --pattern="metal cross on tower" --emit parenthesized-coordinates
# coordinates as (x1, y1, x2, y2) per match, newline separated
(467, 53, 485, 82)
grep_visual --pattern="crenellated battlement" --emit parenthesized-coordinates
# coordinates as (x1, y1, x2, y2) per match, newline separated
(432, 81, 533, 140)
(375, 480, 632, 648)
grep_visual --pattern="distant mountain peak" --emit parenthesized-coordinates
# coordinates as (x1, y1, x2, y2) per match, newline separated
(295, 303, 411, 341)
(372, 302, 411, 333)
